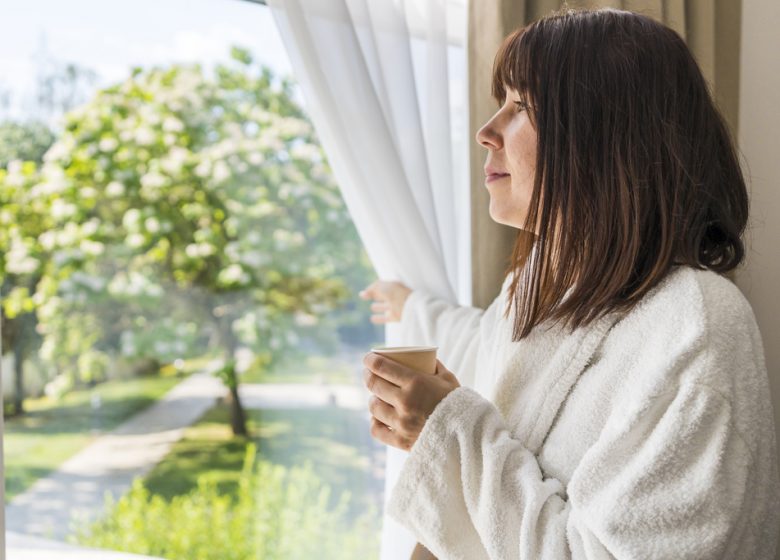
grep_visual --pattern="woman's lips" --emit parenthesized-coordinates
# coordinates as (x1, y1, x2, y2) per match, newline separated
(486, 173, 510, 183)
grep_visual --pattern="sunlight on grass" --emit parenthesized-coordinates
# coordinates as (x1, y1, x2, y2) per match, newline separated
(140, 402, 383, 524)
(242, 353, 359, 385)
(143, 407, 250, 500)
(252, 406, 382, 522)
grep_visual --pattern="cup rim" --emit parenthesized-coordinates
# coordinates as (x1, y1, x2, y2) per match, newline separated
(370, 345, 438, 353)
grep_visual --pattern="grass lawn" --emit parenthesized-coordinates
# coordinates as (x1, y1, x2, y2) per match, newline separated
(4, 374, 183, 502)
(142, 400, 384, 524)
(252, 405, 384, 521)
(241, 353, 361, 385)
(73, 399, 383, 559)
(142, 405, 250, 500)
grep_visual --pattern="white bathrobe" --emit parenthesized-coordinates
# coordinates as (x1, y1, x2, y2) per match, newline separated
(388, 265, 780, 559)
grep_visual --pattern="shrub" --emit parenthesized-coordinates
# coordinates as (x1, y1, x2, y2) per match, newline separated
(73, 444, 380, 560)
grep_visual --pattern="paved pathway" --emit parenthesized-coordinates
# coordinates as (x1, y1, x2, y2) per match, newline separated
(6, 372, 227, 543)
(5, 372, 370, 558)
(239, 381, 366, 410)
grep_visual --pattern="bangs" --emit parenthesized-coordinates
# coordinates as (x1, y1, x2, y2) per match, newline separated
(491, 27, 532, 104)
(495, 8, 748, 340)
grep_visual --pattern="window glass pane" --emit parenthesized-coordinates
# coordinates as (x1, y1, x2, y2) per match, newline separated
(1, 2, 384, 558)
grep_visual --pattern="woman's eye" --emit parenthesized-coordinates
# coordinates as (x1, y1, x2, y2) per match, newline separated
(514, 101, 528, 113)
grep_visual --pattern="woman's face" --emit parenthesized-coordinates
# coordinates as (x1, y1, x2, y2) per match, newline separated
(476, 88, 538, 232)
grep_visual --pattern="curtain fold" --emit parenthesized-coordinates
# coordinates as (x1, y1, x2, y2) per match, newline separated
(268, 0, 470, 306)
(266, 1, 469, 558)
(268, 0, 739, 557)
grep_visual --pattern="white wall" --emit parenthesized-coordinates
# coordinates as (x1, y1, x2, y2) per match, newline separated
(733, 0, 780, 555)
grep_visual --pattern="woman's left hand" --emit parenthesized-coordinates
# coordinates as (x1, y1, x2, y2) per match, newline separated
(362, 353, 460, 451)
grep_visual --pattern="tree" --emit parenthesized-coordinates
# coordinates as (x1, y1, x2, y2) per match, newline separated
(37, 47, 369, 434)
(0, 57, 95, 415)
(0, 121, 55, 168)
(0, 119, 58, 415)
(0, 160, 57, 414)
(32, 55, 98, 126)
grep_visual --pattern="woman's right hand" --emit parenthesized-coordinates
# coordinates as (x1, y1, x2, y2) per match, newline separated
(359, 280, 412, 324)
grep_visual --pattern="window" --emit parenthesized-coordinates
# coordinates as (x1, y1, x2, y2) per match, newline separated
(1, 1, 384, 558)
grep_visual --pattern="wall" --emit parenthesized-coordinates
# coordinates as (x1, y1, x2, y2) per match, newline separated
(733, 0, 780, 554)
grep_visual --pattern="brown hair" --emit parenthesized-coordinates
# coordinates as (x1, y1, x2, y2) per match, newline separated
(491, 8, 748, 340)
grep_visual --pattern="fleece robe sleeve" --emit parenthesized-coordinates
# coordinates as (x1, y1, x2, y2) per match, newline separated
(399, 290, 487, 388)
(387, 382, 755, 560)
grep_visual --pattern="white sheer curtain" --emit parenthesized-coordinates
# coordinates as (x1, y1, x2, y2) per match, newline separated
(266, 1, 470, 558)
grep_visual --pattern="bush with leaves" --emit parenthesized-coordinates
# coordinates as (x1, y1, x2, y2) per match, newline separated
(73, 444, 380, 560)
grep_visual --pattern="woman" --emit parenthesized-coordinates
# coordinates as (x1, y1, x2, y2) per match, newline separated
(360, 7, 780, 560)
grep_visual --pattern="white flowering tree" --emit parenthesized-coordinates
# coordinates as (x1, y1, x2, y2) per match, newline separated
(0, 161, 54, 414)
(33, 47, 367, 434)
(0, 62, 109, 414)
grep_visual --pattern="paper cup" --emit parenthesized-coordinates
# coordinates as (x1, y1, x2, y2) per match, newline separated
(370, 345, 438, 374)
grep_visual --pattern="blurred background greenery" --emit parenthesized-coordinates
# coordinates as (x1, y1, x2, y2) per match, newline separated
(1, 42, 384, 559)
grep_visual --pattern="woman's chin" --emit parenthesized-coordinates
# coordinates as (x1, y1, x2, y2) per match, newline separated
(488, 203, 521, 229)
(488, 211, 520, 229)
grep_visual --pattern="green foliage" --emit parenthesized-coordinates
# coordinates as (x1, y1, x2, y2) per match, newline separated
(0, 160, 54, 316)
(74, 445, 379, 560)
(0, 120, 55, 167)
(0, 48, 377, 404)
(214, 359, 239, 390)
(30, 50, 371, 383)
(0, 154, 58, 404)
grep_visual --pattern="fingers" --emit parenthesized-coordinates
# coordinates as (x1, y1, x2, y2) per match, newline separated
(371, 415, 391, 432)
(370, 411, 413, 451)
(368, 394, 397, 428)
(433, 360, 460, 386)
(360, 281, 403, 323)
(363, 352, 416, 386)
(359, 280, 381, 301)
(370, 416, 393, 444)
(369, 302, 390, 324)
(363, 367, 402, 405)
(360, 280, 395, 302)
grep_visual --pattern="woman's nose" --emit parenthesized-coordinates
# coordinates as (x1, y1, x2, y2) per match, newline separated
(476, 118, 502, 150)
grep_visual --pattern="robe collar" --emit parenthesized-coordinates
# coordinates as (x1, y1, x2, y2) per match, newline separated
(487, 308, 623, 454)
